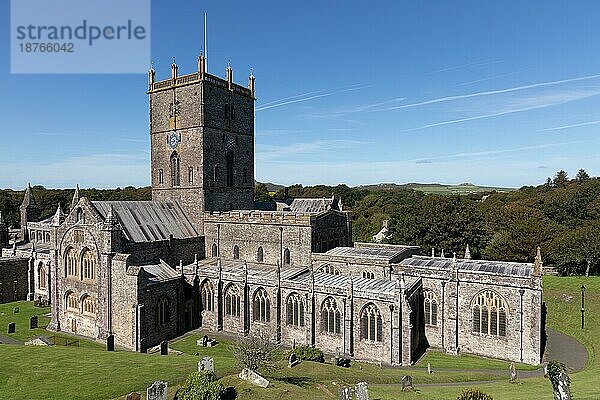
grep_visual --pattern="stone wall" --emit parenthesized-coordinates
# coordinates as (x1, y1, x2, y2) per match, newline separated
(0, 257, 29, 303)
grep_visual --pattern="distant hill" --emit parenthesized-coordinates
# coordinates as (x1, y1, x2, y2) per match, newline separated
(356, 182, 515, 194)
(256, 181, 515, 195)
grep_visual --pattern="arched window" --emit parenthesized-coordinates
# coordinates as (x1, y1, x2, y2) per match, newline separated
(283, 248, 291, 266)
(319, 264, 340, 275)
(38, 263, 47, 289)
(253, 288, 271, 322)
(256, 247, 264, 263)
(321, 297, 341, 335)
(157, 297, 170, 326)
(225, 285, 241, 317)
(201, 280, 214, 312)
(226, 152, 234, 187)
(286, 293, 305, 327)
(170, 152, 180, 187)
(424, 290, 438, 326)
(472, 290, 508, 337)
(188, 166, 194, 183)
(81, 295, 96, 316)
(360, 303, 383, 342)
(65, 248, 78, 278)
(233, 245, 240, 260)
(76, 208, 83, 223)
(81, 248, 96, 281)
(66, 291, 78, 311)
(211, 243, 218, 257)
(362, 271, 375, 279)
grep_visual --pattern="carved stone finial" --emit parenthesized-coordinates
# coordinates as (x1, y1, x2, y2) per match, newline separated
(533, 246, 543, 276)
(431, 248, 435, 258)
(464, 244, 471, 260)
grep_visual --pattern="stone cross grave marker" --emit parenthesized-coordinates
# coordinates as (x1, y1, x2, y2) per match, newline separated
(7, 322, 15, 334)
(29, 316, 38, 329)
(198, 356, 214, 372)
(355, 381, 369, 400)
(146, 380, 168, 400)
(401, 375, 413, 391)
(338, 386, 352, 400)
(510, 362, 517, 382)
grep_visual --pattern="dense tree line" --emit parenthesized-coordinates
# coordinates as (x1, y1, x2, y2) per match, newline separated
(3, 169, 600, 275)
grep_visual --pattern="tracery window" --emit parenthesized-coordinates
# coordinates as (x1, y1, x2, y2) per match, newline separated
(157, 297, 170, 326)
(472, 290, 507, 337)
(360, 303, 383, 342)
(424, 290, 438, 326)
(81, 248, 96, 281)
(211, 243, 218, 257)
(201, 280, 214, 311)
(65, 248, 78, 278)
(66, 291, 78, 311)
(253, 288, 271, 322)
(81, 295, 96, 316)
(286, 293, 305, 327)
(321, 297, 341, 335)
(225, 285, 241, 317)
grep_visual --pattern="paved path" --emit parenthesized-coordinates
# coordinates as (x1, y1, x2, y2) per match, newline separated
(0, 334, 22, 345)
(544, 327, 588, 372)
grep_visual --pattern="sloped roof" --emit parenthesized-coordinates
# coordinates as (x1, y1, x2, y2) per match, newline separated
(400, 256, 533, 278)
(289, 198, 335, 214)
(139, 259, 181, 282)
(92, 201, 199, 242)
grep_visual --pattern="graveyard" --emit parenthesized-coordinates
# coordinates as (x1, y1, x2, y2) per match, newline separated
(0, 275, 596, 399)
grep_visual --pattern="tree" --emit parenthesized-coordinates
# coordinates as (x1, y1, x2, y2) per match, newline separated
(231, 329, 280, 372)
(553, 170, 569, 188)
(178, 371, 225, 400)
(553, 220, 600, 276)
(576, 169, 590, 182)
(254, 183, 272, 202)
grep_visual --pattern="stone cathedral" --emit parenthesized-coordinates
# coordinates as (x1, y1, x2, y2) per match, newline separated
(0, 54, 543, 366)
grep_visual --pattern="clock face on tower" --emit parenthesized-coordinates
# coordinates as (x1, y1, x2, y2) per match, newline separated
(168, 131, 180, 149)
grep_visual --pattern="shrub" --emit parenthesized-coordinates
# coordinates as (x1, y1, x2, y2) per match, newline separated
(290, 345, 325, 363)
(231, 329, 280, 372)
(457, 388, 493, 400)
(177, 371, 225, 400)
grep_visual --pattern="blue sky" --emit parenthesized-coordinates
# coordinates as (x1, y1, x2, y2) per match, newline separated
(2, 0, 600, 189)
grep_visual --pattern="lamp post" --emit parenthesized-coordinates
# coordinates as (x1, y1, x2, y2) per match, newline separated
(581, 285, 585, 329)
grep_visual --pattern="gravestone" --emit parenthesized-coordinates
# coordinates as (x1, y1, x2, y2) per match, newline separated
(29, 316, 38, 329)
(427, 362, 432, 374)
(146, 380, 168, 400)
(106, 334, 115, 351)
(553, 370, 571, 400)
(401, 375, 413, 391)
(7, 322, 15, 334)
(198, 356, 214, 372)
(288, 353, 299, 368)
(126, 392, 141, 400)
(239, 368, 269, 388)
(338, 386, 352, 400)
(160, 340, 168, 355)
(13, 307, 19, 314)
(355, 382, 369, 400)
(510, 362, 517, 382)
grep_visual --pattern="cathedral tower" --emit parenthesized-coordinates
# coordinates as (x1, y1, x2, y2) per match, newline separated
(20, 183, 40, 241)
(148, 56, 255, 225)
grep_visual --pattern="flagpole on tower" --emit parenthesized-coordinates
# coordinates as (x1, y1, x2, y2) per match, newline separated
(204, 12, 208, 72)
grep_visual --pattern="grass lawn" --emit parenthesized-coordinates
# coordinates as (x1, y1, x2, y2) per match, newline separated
(0, 276, 597, 399)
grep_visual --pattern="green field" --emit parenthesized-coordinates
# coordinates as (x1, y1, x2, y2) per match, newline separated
(0, 276, 597, 399)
